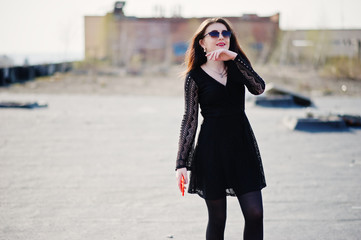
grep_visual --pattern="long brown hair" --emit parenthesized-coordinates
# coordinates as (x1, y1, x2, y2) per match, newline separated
(184, 17, 251, 75)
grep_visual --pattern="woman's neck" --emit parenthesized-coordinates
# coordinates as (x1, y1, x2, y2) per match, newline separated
(204, 60, 225, 72)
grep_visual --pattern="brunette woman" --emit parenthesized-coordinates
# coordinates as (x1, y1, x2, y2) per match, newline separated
(175, 18, 266, 240)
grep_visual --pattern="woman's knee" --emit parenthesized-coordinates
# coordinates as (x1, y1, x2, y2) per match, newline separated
(244, 207, 263, 222)
(205, 198, 227, 225)
(237, 191, 263, 222)
(214, 210, 227, 225)
(208, 205, 227, 226)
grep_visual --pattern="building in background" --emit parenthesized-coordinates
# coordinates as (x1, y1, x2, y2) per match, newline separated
(84, 1, 280, 73)
(278, 29, 361, 66)
(85, 1, 361, 75)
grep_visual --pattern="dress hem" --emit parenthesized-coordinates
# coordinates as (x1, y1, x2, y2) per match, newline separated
(188, 184, 266, 200)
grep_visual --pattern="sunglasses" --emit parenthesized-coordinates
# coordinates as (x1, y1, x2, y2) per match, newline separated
(203, 30, 232, 38)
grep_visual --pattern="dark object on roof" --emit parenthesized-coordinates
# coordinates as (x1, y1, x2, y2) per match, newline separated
(254, 83, 313, 107)
(114, 1, 126, 16)
(254, 95, 301, 107)
(338, 114, 361, 127)
(283, 111, 361, 132)
(284, 114, 347, 132)
(0, 101, 48, 109)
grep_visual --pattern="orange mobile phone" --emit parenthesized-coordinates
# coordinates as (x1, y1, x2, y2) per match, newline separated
(181, 176, 185, 196)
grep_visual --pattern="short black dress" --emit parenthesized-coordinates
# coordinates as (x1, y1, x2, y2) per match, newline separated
(176, 54, 266, 200)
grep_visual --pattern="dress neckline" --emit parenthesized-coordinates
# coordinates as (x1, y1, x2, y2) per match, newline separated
(200, 66, 227, 87)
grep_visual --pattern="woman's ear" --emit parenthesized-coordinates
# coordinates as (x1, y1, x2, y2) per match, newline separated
(199, 39, 205, 49)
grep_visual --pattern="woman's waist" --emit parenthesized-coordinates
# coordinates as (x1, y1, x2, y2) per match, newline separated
(200, 110, 245, 119)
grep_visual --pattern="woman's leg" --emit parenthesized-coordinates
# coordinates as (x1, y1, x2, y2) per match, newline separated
(205, 197, 227, 240)
(237, 191, 263, 240)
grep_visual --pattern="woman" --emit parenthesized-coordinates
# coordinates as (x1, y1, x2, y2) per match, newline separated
(175, 18, 266, 240)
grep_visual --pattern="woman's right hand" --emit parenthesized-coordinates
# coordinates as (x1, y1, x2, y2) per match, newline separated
(206, 49, 237, 61)
(176, 168, 188, 193)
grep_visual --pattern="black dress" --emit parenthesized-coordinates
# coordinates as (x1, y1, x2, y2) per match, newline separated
(176, 54, 266, 200)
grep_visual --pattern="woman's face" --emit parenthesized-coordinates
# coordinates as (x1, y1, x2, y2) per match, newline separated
(199, 23, 230, 53)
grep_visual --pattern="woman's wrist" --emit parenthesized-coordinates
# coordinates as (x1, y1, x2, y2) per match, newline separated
(230, 51, 238, 60)
(231, 52, 240, 61)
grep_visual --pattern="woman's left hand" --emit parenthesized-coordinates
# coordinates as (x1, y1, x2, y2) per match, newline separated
(206, 49, 237, 61)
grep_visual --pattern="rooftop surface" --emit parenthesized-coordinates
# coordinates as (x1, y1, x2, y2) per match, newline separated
(1, 91, 360, 239)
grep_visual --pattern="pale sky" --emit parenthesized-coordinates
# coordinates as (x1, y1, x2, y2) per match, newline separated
(0, 0, 360, 64)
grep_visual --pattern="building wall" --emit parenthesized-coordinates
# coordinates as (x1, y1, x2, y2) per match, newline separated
(279, 29, 361, 65)
(226, 16, 279, 63)
(84, 12, 280, 70)
(84, 16, 107, 61)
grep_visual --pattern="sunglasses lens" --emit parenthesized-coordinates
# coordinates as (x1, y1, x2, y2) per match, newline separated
(205, 30, 231, 38)
(208, 31, 220, 37)
(222, 31, 231, 38)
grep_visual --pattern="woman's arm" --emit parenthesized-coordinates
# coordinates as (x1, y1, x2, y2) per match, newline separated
(206, 49, 265, 95)
(175, 74, 199, 189)
(233, 54, 265, 95)
(176, 74, 199, 170)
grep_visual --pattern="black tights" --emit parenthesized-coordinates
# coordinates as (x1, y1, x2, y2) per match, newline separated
(205, 191, 263, 240)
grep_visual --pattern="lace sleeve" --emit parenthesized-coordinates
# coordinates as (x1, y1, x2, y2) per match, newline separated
(233, 54, 265, 95)
(176, 74, 199, 170)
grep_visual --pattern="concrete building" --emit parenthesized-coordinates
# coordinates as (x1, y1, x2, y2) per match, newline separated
(84, 1, 280, 72)
(278, 29, 361, 66)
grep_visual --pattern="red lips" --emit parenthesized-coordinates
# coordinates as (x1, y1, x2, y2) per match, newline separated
(216, 42, 226, 47)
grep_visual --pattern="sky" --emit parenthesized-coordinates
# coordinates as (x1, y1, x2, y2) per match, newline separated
(0, 0, 360, 64)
